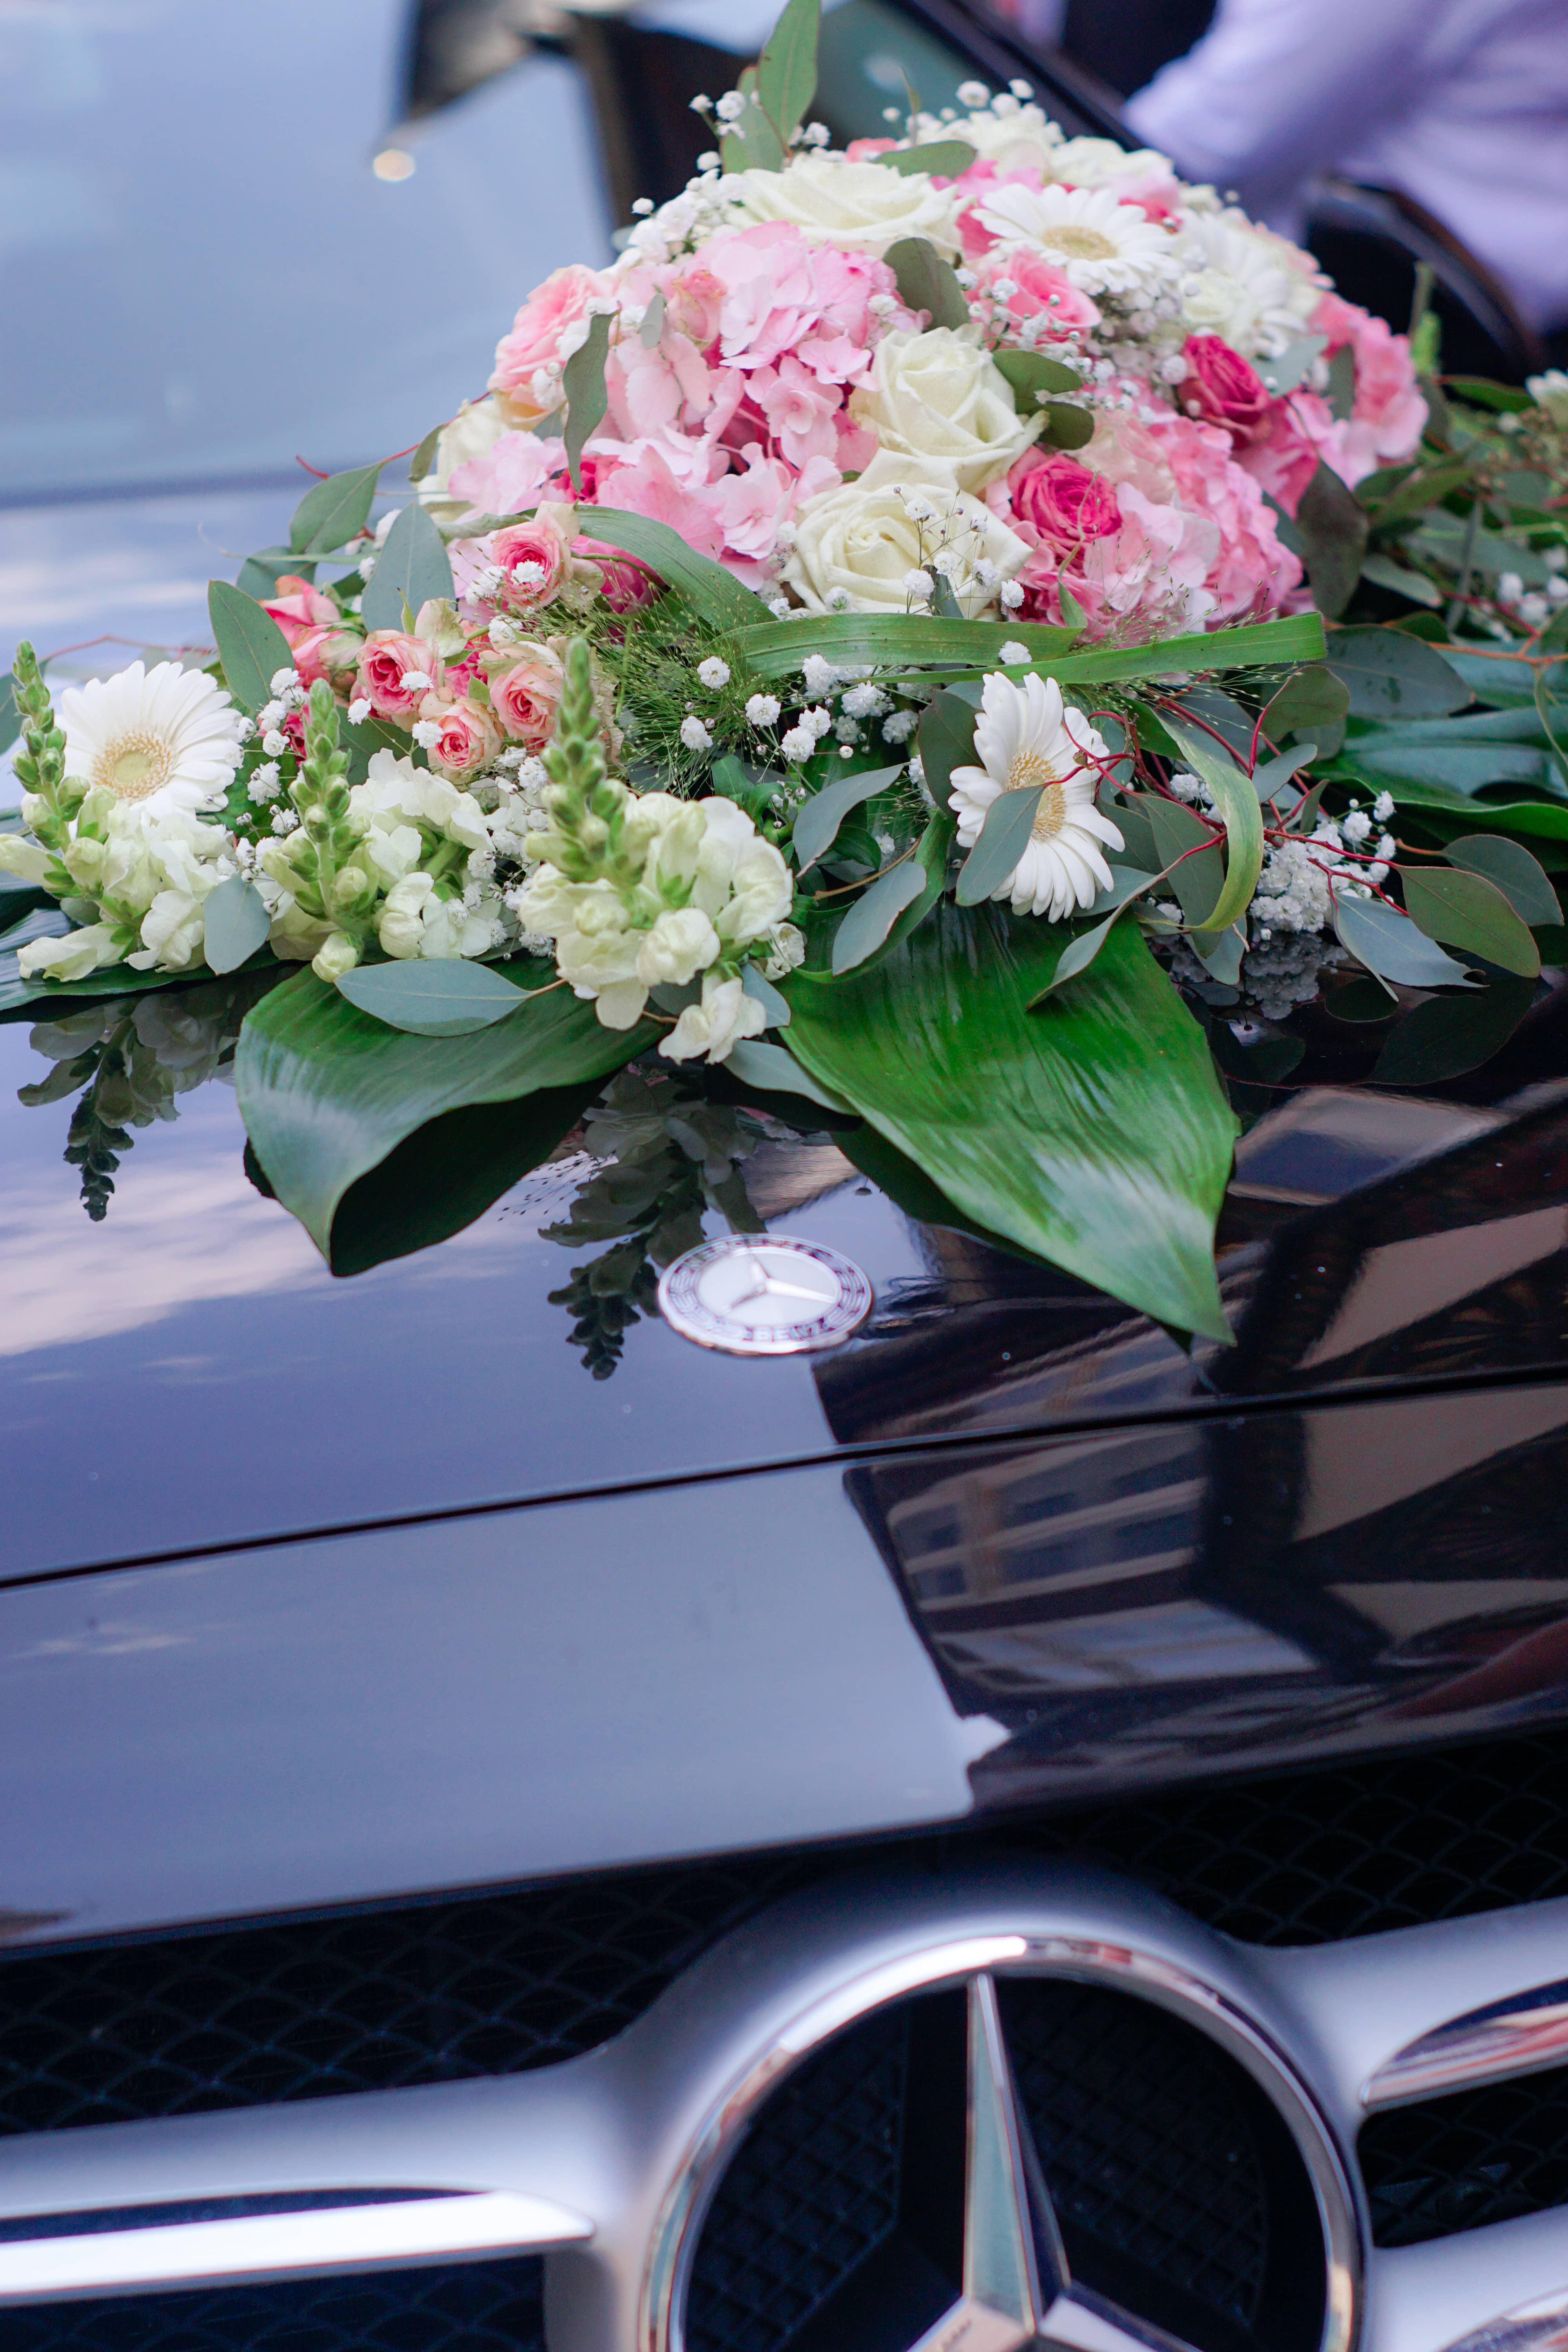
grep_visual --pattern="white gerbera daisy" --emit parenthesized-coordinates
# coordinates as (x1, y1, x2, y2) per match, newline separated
(975, 182, 1179, 298)
(1176, 210, 1319, 358)
(58, 661, 248, 817)
(949, 671, 1123, 920)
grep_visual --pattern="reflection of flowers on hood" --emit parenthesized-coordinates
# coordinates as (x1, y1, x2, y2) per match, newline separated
(949, 672, 1122, 920)
(58, 662, 247, 819)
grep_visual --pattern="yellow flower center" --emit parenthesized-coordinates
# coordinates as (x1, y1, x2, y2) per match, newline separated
(1007, 748, 1069, 839)
(1040, 225, 1119, 261)
(94, 730, 175, 802)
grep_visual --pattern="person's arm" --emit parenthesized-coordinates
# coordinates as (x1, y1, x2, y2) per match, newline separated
(1123, 0, 1439, 207)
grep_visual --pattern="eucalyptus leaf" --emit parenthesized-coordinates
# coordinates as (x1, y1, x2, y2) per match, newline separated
(883, 237, 969, 330)
(992, 349, 1082, 405)
(783, 902, 1236, 1339)
(1191, 920, 1246, 986)
(755, 0, 820, 149)
(879, 140, 975, 176)
(334, 957, 537, 1036)
(1025, 905, 1126, 1000)
(1325, 343, 1356, 423)
(407, 421, 443, 485)
(1345, 741, 1548, 796)
(740, 964, 792, 1027)
(956, 784, 1042, 905)
(361, 500, 455, 632)
(288, 463, 381, 557)
(202, 875, 272, 975)
(563, 309, 613, 494)
(236, 965, 653, 1254)
(1251, 745, 1316, 804)
(1333, 893, 1477, 987)
(793, 762, 903, 873)
(584, 507, 771, 629)
(1359, 554, 1442, 607)
(720, 65, 788, 171)
(1327, 625, 1470, 717)
(1296, 461, 1368, 618)
(917, 688, 977, 804)
(1254, 334, 1327, 395)
(1400, 865, 1539, 977)
(1145, 797, 1223, 928)
(724, 1038, 854, 1112)
(207, 580, 295, 712)
(1042, 403, 1095, 451)
(831, 857, 928, 973)
(1444, 835, 1562, 927)
(639, 290, 666, 349)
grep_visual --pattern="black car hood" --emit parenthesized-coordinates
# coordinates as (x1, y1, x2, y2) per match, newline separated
(5, 982, 1568, 1585)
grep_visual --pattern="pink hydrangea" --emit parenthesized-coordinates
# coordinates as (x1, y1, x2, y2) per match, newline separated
(1309, 292, 1428, 485)
(447, 431, 566, 517)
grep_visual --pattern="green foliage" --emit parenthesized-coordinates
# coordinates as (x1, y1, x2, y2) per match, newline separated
(563, 310, 613, 494)
(793, 762, 902, 871)
(6, 643, 83, 861)
(884, 237, 969, 330)
(1327, 626, 1470, 716)
(1332, 892, 1476, 987)
(1400, 864, 1539, 976)
(1444, 835, 1561, 926)
(1158, 715, 1264, 935)
(207, 582, 295, 713)
(235, 964, 657, 1256)
(202, 875, 272, 975)
(755, 0, 820, 148)
(335, 958, 539, 1036)
(1295, 461, 1370, 618)
(784, 900, 1236, 1339)
(879, 140, 975, 177)
(584, 508, 771, 629)
(361, 501, 454, 632)
(288, 463, 381, 556)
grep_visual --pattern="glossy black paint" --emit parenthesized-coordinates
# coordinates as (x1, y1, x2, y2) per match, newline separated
(6, 1001, 1568, 1582)
(5, 1374, 1568, 1945)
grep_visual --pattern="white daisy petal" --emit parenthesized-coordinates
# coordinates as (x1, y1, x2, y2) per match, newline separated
(947, 669, 1118, 919)
(59, 661, 248, 818)
(976, 182, 1180, 298)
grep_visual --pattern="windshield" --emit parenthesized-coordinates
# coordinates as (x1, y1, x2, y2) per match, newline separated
(0, 0, 611, 500)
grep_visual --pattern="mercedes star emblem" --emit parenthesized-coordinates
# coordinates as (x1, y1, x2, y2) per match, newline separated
(657, 1234, 873, 1356)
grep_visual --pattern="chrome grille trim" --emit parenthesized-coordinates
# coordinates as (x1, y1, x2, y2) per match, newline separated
(0, 1866, 1566, 2350)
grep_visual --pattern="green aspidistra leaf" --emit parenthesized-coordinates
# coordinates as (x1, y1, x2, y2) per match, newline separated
(1160, 715, 1264, 936)
(207, 581, 296, 712)
(583, 508, 772, 630)
(783, 900, 1236, 1339)
(236, 966, 655, 1256)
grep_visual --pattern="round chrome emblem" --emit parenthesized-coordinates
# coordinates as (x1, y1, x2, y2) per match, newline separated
(656, 1235, 872, 1356)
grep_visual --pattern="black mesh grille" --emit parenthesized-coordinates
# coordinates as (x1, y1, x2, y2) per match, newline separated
(5, 1729, 1568, 2145)
(685, 2007, 908, 2352)
(0, 1860, 809, 2141)
(1361, 2063, 1568, 2245)
(999, 1980, 1269, 2337)
(0, 2255, 543, 2352)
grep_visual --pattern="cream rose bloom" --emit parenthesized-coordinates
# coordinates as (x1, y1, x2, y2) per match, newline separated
(722, 153, 959, 256)
(941, 103, 1061, 178)
(784, 455, 1029, 619)
(1044, 137, 1174, 189)
(850, 326, 1040, 494)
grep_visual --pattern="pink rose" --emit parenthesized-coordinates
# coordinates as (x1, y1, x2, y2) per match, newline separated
(1238, 396, 1326, 515)
(419, 692, 505, 779)
(1308, 292, 1427, 485)
(486, 512, 570, 611)
(1181, 335, 1273, 446)
(1007, 449, 1122, 551)
(356, 631, 444, 720)
(292, 626, 363, 691)
(572, 536, 657, 612)
(490, 265, 613, 421)
(976, 251, 1100, 337)
(491, 644, 567, 750)
(261, 573, 338, 646)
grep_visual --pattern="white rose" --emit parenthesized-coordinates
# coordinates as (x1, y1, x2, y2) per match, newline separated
(722, 153, 959, 256)
(784, 454, 1029, 619)
(660, 972, 766, 1065)
(1045, 137, 1172, 188)
(16, 922, 123, 982)
(850, 326, 1040, 493)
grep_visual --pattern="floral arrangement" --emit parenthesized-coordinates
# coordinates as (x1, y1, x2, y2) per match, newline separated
(4, 0, 1568, 1344)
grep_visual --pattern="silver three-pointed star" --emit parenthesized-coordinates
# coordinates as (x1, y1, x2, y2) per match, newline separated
(908, 1978, 1199, 2352)
(728, 1250, 838, 1311)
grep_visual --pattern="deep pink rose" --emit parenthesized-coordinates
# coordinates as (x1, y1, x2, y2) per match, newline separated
(1181, 335, 1272, 446)
(419, 692, 504, 779)
(1007, 450, 1121, 552)
(490, 265, 613, 419)
(356, 631, 443, 720)
(572, 536, 657, 612)
(487, 514, 570, 612)
(491, 645, 567, 749)
(261, 573, 338, 647)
